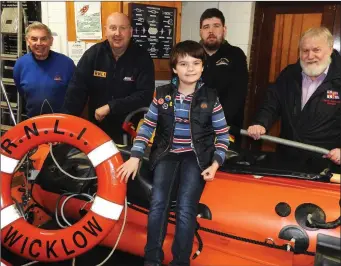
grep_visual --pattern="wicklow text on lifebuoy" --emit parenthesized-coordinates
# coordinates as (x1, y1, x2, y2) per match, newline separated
(3, 216, 102, 259)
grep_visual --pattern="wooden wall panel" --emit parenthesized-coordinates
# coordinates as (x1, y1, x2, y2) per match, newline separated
(287, 14, 303, 64)
(66, 1, 181, 80)
(280, 14, 293, 71)
(301, 13, 323, 33)
(269, 13, 322, 83)
(333, 5, 340, 52)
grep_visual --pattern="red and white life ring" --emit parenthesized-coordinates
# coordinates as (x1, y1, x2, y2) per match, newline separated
(1, 114, 126, 262)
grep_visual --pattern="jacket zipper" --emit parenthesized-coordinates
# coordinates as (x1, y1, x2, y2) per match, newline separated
(189, 87, 202, 170)
(151, 90, 177, 169)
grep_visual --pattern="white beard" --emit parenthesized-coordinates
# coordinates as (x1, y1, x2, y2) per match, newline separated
(300, 57, 331, 77)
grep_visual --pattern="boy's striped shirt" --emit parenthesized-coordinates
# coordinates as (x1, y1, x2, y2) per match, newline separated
(131, 92, 230, 166)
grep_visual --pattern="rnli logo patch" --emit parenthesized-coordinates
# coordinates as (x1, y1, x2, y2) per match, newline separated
(200, 102, 208, 109)
(216, 58, 229, 66)
(123, 76, 134, 82)
(327, 90, 339, 100)
(54, 75, 62, 81)
(165, 95, 171, 102)
(93, 70, 107, 78)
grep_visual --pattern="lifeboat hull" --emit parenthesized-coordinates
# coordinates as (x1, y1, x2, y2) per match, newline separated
(28, 167, 340, 266)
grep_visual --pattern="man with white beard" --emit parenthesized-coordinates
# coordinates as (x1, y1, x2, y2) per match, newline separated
(248, 27, 340, 165)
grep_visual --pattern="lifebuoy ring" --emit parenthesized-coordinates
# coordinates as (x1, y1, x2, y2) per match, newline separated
(1, 114, 126, 262)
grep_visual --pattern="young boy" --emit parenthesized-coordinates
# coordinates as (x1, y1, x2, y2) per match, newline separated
(117, 40, 230, 266)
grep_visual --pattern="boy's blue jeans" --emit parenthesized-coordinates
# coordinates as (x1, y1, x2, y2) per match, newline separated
(144, 152, 205, 266)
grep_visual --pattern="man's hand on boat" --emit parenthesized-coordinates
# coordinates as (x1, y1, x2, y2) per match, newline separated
(323, 148, 341, 165)
(201, 161, 220, 182)
(247, 125, 266, 140)
(117, 157, 140, 183)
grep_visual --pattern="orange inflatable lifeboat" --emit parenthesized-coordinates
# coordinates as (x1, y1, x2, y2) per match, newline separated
(2, 114, 340, 266)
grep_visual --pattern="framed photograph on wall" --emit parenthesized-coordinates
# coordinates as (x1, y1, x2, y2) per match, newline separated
(129, 3, 176, 59)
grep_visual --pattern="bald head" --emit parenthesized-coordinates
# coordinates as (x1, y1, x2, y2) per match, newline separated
(105, 12, 132, 53)
(106, 12, 130, 27)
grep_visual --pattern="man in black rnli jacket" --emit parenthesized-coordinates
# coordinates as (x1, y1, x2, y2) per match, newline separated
(199, 8, 249, 149)
(248, 27, 340, 166)
(63, 12, 155, 143)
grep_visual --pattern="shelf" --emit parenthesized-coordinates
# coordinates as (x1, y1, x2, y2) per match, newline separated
(0, 54, 18, 61)
(0, 124, 13, 131)
(1, 101, 18, 109)
(1, 78, 15, 85)
(4, 66, 14, 70)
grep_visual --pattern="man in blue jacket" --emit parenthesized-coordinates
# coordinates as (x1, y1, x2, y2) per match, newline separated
(63, 12, 155, 144)
(248, 27, 340, 166)
(13, 22, 75, 117)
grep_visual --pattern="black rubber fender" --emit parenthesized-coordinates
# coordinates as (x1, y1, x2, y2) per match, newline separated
(278, 225, 309, 253)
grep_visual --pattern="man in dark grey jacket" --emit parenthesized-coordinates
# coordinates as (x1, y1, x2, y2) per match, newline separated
(200, 8, 249, 149)
(63, 12, 155, 143)
(248, 27, 340, 165)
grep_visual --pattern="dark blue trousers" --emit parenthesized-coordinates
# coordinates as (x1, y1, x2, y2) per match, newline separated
(144, 152, 205, 266)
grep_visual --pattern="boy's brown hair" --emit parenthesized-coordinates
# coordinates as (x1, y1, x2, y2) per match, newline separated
(169, 40, 206, 69)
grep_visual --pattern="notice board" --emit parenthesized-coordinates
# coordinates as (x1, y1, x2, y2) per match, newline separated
(129, 3, 176, 59)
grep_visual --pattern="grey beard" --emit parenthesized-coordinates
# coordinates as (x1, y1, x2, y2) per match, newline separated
(300, 57, 332, 77)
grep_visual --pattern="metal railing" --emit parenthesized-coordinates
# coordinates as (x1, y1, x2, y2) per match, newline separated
(240, 129, 330, 155)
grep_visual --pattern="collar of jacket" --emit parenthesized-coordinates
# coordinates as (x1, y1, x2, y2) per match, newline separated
(104, 39, 134, 58)
(170, 76, 204, 93)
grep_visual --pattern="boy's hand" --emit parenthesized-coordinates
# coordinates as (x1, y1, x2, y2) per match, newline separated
(117, 157, 140, 183)
(201, 161, 220, 181)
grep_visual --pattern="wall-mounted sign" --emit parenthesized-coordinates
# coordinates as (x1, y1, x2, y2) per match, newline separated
(129, 3, 176, 59)
(74, 2, 102, 40)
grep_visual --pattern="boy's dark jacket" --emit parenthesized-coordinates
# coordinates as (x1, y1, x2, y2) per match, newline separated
(253, 49, 341, 157)
(150, 82, 220, 170)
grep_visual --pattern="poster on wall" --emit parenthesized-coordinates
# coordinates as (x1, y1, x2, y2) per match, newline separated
(74, 2, 102, 40)
(129, 3, 176, 59)
(68, 41, 86, 65)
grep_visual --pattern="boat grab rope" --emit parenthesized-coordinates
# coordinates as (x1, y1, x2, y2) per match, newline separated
(127, 204, 316, 257)
(307, 214, 341, 229)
